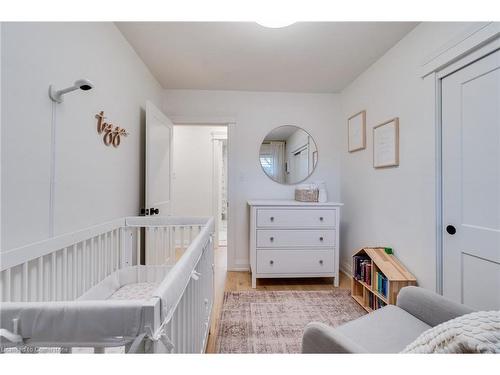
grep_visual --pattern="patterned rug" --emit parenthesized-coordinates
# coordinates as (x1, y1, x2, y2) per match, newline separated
(215, 290, 366, 353)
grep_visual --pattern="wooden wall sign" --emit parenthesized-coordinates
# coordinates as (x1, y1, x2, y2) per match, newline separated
(95, 111, 129, 148)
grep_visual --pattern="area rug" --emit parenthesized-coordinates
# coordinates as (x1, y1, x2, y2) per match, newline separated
(215, 290, 366, 353)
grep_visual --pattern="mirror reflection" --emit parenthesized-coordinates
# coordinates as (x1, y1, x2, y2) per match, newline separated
(259, 125, 318, 185)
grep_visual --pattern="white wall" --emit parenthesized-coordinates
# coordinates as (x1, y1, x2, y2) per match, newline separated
(1, 23, 162, 251)
(339, 22, 478, 290)
(172, 125, 226, 217)
(163, 90, 341, 270)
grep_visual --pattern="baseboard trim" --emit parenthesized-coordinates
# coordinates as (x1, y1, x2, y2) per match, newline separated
(227, 267, 250, 272)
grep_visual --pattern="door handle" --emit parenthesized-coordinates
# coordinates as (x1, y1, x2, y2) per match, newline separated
(446, 225, 456, 235)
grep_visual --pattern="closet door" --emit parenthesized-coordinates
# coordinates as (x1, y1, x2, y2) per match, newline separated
(145, 101, 173, 216)
(442, 49, 500, 310)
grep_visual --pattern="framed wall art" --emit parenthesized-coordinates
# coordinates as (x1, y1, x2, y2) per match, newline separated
(373, 117, 399, 168)
(348, 110, 366, 152)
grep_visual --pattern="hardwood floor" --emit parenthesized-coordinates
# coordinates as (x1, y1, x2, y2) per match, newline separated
(205, 246, 351, 353)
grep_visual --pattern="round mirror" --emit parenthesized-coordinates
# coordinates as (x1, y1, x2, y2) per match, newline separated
(259, 125, 318, 185)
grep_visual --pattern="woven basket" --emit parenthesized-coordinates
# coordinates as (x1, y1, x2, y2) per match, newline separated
(295, 188, 319, 202)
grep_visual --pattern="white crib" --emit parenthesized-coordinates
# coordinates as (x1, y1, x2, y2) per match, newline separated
(0, 216, 215, 353)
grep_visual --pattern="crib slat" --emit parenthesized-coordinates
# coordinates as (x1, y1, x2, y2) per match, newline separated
(99, 234, 104, 281)
(82, 240, 87, 292)
(154, 227, 159, 265)
(51, 252, 56, 301)
(115, 229, 119, 270)
(5, 268, 11, 302)
(170, 227, 175, 264)
(110, 230, 115, 272)
(72, 245, 78, 299)
(161, 227, 166, 264)
(180, 227, 184, 254)
(91, 237, 96, 286)
(182, 293, 187, 352)
(22, 262, 28, 302)
(62, 247, 68, 300)
(163, 227, 170, 264)
(191, 280, 195, 352)
(38, 257, 44, 301)
(102, 234, 107, 279)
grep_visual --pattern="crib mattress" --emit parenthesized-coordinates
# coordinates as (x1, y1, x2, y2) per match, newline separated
(79, 265, 172, 301)
(108, 282, 159, 301)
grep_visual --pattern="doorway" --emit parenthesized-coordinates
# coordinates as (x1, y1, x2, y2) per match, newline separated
(171, 125, 229, 251)
(441, 49, 500, 310)
(211, 132, 228, 247)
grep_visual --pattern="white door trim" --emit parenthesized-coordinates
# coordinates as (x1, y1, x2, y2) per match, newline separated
(424, 30, 500, 294)
(170, 117, 237, 271)
(210, 134, 226, 246)
(420, 22, 500, 77)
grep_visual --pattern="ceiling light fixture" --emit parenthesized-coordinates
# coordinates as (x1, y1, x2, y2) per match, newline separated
(256, 20, 296, 28)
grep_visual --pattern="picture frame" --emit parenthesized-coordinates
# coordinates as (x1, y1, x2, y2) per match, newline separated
(373, 117, 399, 168)
(347, 110, 366, 152)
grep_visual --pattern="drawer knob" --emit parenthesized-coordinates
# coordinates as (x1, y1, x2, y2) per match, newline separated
(270, 236, 274, 242)
(319, 217, 324, 221)
(319, 260, 324, 265)
(270, 260, 274, 265)
(270, 217, 274, 222)
(319, 237, 324, 241)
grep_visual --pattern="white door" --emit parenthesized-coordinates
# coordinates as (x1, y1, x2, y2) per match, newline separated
(442, 49, 500, 310)
(145, 101, 173, 216)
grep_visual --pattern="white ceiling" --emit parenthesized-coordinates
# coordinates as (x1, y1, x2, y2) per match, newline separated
(117, 22, 418, 93)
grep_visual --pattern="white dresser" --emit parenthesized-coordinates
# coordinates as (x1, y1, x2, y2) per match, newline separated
(248, 200, 342, 288)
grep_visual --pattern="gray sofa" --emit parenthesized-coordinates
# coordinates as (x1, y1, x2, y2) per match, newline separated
(302, 286, 474, 353)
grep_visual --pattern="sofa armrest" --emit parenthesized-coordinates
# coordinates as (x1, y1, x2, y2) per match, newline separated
(301, 322, 368, 353)
(396, 286, 474, 327)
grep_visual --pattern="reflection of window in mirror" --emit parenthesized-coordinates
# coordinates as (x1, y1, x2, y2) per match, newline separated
(259, 155, 273, 176)
(259, 126, 318, 185)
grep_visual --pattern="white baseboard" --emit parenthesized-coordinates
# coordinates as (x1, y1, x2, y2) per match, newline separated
(227, 267, 250, 272)
(227, 259, 250, 272)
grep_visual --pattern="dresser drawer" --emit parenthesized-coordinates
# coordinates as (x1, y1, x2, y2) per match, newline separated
(256, 208, 336, 228)
(256, 229, 335, 248)
(257, 249, 334, 274)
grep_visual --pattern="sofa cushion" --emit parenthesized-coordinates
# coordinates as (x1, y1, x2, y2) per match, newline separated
(335, 305, 431, 353)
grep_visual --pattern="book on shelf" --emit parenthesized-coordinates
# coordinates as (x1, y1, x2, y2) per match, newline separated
(353, 256, 372, 285)
(375, 271, 388, 298)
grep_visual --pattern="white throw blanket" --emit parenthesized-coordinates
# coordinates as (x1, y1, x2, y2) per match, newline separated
(403, 311, 500, 353)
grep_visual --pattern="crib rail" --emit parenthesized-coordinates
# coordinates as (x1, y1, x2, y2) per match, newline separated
(0, 216, 215, 353)
(0, 217, 207, 303)
(0, 219, 125, 303)
(124, 216, 207, 266)
(165, 236, 214, 353)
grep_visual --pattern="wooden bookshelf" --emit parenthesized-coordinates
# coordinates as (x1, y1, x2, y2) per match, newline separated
(351, 247, 417, 312)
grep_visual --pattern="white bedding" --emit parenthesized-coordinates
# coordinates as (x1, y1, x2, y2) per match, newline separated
(108, 282, 159, 301)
